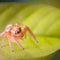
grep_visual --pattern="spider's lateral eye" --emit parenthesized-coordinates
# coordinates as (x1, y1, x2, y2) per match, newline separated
(15, 27, 21, 34)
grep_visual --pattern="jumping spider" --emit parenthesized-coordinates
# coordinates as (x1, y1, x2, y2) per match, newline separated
(0, 23, 38, 51)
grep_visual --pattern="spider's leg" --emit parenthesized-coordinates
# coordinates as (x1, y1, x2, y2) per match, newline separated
(22, 34, 27, 41)
(12, 37, 24, 50)
(0, 31, 5, 37)
(8, 37, 14, 52)
(21, 35, 26, 41)
(0, 32, 5, 48)
(25, 26, 38, 43)
(0, 37, 5, 48)
(24, 33, 27, 39)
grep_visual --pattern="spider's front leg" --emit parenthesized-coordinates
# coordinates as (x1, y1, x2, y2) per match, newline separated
(11, 37, 24, 50)
(24, 26, 38, 43)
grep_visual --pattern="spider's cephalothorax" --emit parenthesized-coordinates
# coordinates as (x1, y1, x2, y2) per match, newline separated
(0, 23, 38, 51)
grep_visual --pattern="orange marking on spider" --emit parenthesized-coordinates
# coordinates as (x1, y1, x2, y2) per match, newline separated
(0, 23, 38, 51)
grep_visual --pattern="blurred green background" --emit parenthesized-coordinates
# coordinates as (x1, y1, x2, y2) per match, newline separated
(0, 0, 60, 60)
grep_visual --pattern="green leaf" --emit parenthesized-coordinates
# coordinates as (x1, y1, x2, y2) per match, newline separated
(0, 4, 60, 60)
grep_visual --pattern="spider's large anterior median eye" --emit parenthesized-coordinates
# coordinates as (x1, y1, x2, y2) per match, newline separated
(15, 28, 21, 34)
